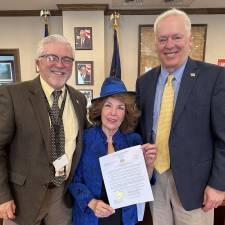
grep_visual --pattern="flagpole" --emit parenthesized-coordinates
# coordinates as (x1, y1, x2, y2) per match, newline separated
(40, 9, 51, 37)
(109, 12, 121, 79)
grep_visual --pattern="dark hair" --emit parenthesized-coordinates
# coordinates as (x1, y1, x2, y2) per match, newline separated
(89, 93, 140, 133)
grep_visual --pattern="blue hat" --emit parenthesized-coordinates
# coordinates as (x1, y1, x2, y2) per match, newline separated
(92, 77, 135, 102)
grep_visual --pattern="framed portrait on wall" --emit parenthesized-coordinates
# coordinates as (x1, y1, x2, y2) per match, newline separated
(79, 89, 93, 107)
(0, 49, 21, 85)
(74, 27, 92, 50)
(138, 24, 207, 76)
(0, 61, 14, 83)
(75, 61, 93, 85)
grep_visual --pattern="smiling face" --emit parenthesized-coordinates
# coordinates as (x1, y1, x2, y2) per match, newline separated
(36, 41, 73, 90)
(101, 97, 126, 137)
(155, 15, 192, 73)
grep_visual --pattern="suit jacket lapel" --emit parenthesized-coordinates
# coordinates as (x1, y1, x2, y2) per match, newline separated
(172, 58, 199, 128)
(67, 85, 83, 133)
(146, 66, 160, 143)
(141, 67, 159, 143)
(27, 77, 50, 157)
(66, 86, 84, 182)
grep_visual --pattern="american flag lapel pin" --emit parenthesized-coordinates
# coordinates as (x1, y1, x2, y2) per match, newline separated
(190, 72, 196, 78)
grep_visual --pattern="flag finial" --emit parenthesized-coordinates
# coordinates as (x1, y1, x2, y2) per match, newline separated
(40, 9, 50, 37)
(110, 12, 120, 30)
(40, 9, 51, 23)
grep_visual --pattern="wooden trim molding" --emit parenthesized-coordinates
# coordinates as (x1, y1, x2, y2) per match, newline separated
(0, 5, 225, 16)
(0, 9, 61, 17)
(57, 4, 109, 13)
(106, 7, 225, 15)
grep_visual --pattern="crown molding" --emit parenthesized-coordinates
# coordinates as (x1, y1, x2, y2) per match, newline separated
(106, 8, 225, 15)
(0, 5, 225, 17)
(0, 10, 61, 17)
(57, 4, 109, 13)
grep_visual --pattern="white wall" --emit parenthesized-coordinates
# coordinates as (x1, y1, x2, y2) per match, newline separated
(1, 13, 225, 97)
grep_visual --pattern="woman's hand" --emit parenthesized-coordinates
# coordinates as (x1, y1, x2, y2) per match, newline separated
(88, 199, 115, 218)
(141, 143, 157, 175)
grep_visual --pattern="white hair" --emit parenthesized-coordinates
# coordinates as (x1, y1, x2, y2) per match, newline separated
(154, 8, 191, 36)
(36, 34, 74, 58)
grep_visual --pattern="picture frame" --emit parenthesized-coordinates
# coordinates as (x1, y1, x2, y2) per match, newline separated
(0, 61, 14, 83)
(74, 27, 92, 50)
(0, 49, 21, 84)
(75, 61, 94, 85)
(138, 24, 207, 76)
(79, 89, 93, 107)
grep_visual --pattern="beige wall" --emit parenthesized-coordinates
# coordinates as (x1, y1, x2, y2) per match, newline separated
(0, 16, 62, 81)
(62, 11, 105, 97)
(0, 13, 225, 97)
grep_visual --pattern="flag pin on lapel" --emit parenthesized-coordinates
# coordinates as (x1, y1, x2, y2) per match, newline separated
(190, 73, 196, 78)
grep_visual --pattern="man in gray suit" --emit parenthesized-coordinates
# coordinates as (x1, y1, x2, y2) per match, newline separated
(136, 8, 225, 225)
(0, 34, 88, 225)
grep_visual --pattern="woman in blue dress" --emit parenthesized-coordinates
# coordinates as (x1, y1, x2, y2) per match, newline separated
(69, 77, 156, 225)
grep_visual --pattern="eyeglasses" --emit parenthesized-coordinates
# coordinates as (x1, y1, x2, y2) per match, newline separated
(39, 54, 74, 65)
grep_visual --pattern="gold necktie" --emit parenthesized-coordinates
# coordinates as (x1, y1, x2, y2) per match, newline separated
(155, 74, 174, 174)
(107, 136, 115, 154)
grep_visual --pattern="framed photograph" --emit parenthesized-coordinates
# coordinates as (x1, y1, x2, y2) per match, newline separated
(79, 89, 93, 107)
(74, 27, 92, 50)
(138, 24, 207, 76)
(0, 49, 20, 85)
(0, 61, 14, 83)
(75, 61, 93, 85)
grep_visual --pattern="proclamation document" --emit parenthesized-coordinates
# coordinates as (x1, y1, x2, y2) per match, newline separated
(99, 145, 154, 209)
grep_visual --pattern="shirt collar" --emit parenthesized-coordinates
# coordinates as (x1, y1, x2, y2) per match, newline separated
(160, 59, 188, 84)
(97, 126, 122, 144)
(40, 76, 65, 102)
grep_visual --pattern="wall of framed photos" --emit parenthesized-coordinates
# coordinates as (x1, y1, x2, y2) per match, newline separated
(62, 10, 105, 101)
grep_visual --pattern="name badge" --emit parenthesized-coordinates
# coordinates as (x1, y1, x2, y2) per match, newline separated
(53, 154, 69, 171)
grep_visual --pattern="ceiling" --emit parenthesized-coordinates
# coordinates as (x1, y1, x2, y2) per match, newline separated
(1, 0, 225, 11)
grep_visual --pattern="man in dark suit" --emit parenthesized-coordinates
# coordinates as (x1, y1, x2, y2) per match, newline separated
(0, 34, 88, 225)
(136, 8, 225, 225)
(76, 29, 91, 49)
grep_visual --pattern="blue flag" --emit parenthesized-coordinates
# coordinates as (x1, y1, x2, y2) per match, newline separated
(44, 23, 49, 37)
(110, 29, 121, 79)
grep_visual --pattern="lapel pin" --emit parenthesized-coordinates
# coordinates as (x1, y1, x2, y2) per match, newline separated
(190, 73, 196, 78)
(76, 100, 80, 104)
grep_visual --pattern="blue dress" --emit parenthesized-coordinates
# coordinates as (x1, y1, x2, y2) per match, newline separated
(69, 126, 143, 225)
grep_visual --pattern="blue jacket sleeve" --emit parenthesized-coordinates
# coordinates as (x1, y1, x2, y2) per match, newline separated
(69, 140, 95, 213)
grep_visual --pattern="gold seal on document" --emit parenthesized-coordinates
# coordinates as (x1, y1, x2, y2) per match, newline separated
(114, 191, 124, 201)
